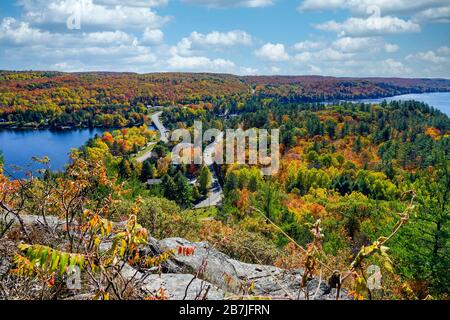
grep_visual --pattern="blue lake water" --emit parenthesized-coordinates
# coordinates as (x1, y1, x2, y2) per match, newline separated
(355, 92, 450, 116)
(0, 128, 105, 178)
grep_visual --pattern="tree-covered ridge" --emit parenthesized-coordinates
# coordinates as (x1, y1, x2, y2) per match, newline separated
(0, 72, 249, 129)
(244, 76, 450, 101)
(1, 71, 450, 129)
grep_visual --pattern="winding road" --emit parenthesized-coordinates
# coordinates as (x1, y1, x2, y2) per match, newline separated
(194, 132, 224, 209)
(136, 111, 224, 208)
(136, 112, 169, 163)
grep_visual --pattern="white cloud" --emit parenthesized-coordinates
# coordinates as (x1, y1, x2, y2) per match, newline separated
(406, 46, 450, 64)
(298, 0, 445, 16)
(384, 43, 399, 53)
(269, 66, 281, 74)
(0, 18, 138, 47)
(18, 0, 170, 29)
(414, 6, 450, 23)
(181, 0, 275, 8)
(332, 36, 399, 53)
(294, 48, 353, 62)
(0, 17, 52, 45)
(315, 15, 421, 36)
(294, 52, 312, 63)
(299, 1, 450, 25)
(142, 28, 164, 44)
(94, 0, 169, 7)
(0, 16, 164, 72)
(294, 40, 326, 51)
(437, 46, 450, 56)
(374, 58, 412, 75)
(167, 55, 235, 71)
(82, 31, 136, 45)
(172, 30, 252, 56)
(187, 30, 252, 48)
(255, 43, 290, 61)
(239, 66, 259, 75)
(333, 37, 374, 52)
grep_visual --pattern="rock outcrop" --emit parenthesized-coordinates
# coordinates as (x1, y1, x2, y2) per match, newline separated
(1, 214, 351, 300)
(123, 237, 350, 300)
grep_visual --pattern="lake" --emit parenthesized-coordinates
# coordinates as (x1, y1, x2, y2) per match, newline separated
(355, 92, 450, 116)
(0, 128, 105, 178)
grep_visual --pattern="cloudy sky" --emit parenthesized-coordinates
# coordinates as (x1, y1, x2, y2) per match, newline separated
(0, 0, 449, 77)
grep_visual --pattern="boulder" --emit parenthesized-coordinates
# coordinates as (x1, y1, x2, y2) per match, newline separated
(120, 263, 226, 300)
(156, 237, 351, 300)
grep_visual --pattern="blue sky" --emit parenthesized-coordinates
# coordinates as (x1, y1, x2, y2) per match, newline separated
(0, 0, 449, 77)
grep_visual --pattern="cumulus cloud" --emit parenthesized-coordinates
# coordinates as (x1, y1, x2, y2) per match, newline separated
(315, 15, 421, 36)
(375, 58, 412, 75)
(0, 18, 138, 47)
(269, 66, 281, 74)
(17, 0, 170, 29)
(94, 0, 169, 7)
(298, 0, 445, 16)
(255, 43, 290, 61)
(406, 46, 450, 64)
(384, 43, 399, 53)
(181, 0, 275, 8)
(413, 6, 450, 23)
(332, 36, 398, 53)
(239, 66, 259, 75)
(167, 55, 235, 71)
(290, 35, 408, 77)
(294, 40, 326, 51)
(294, 48, 353, 63)
(0, 17, 52, 45)
(0, 16, 163, 72)
(142, 28, 164, 44)
(298, 0, 450, 25)
(172, 30, 252, 56)
(189, 30, 252, 47)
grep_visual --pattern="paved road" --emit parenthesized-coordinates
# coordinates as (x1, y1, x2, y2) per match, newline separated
(136, 111, 224, 208)
(194, 173, 223, 209)
(136, 112, 169, 163)
(194, 132, 224, 209)
(152, 111, 170, 143)
(136, 142, 157, 163)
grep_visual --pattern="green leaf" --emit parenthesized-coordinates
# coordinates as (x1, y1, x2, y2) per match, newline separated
(50, 251, 59, 272)
(60, 253, 69, 274)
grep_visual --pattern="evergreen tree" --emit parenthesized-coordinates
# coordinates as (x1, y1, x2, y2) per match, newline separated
(173, 171, 193, 207)
(353, 136, 362, 153)
(248, 175, 259, 192)
(192, 185, 201, 202)
(140, 161, 154, 182)
(118, 158, 132, 178)
(224, 172, 239, 194)
(111, 141, 121, 156)
(325, 119, 337, 140)
(199, 165, 213, 196)
(397, 153, 450, 295)
(253, 180, 285, 221)
(161, 174, 176, 201)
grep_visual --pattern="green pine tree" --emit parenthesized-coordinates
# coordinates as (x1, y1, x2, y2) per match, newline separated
(199, 165, 213, 196)
(174, 172, 193, 208)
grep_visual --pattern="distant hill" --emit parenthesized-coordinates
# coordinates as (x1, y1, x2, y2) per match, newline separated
(1, 71, 450, 128)
(243, 75, 450, 101)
